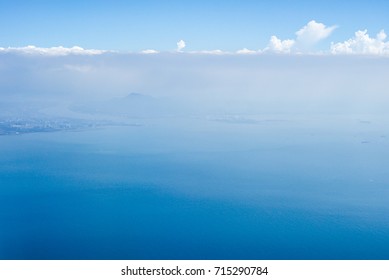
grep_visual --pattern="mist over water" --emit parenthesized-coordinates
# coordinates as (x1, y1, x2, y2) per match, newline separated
(1, 53, 389, 259)
(2, 53, 389, 115)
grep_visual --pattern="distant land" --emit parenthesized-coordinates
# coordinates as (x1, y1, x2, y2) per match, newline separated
(0, 117, 138, 135)
(0, 94, 156, 135)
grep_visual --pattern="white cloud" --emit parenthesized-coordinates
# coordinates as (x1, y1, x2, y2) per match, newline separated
(140, 49, 159, 54)
(0, 45, 106, 56)
(190, 50, 230, 55)
(198, 49, 226, 55)
(176, 40, 186, 52)
(236, 48, 259, 54)
(331, 30, 389, 55)
(265, 36, 295, 53)
(296, 20, 336, 46)
(264, 20, 335, 53)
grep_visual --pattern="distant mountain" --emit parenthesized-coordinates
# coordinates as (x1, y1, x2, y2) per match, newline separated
(111, 92, 155, 106)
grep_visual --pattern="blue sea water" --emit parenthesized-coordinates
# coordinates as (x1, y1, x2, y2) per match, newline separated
(1, 115, 389, 259)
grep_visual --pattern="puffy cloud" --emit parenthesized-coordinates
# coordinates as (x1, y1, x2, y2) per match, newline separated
(330, 30, 389, 55)
(296, 20, 337, 46)
(0, 45, 106, 56)
(176, 40, 186, 52)
(236, 48, 259, 54)
(264, 20, 335, 53)
(140, 49, 159, 54)
(265, 36, 295, 53)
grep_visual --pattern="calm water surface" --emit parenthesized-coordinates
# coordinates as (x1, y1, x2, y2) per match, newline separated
(1, 115, 389, 259)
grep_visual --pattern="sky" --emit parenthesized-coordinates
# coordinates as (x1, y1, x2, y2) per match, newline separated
(1, 0, 389, 117)
(1, 0, 389, 53)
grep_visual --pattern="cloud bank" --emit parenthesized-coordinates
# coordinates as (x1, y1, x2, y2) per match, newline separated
(1, 22, 389, 56)
(1, 53, 388, 116)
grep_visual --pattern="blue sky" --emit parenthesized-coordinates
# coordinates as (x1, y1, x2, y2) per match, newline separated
(1, 0, 389, 52)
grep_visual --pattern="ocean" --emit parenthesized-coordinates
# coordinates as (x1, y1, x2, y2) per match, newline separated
(1, 115, 389, 259)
